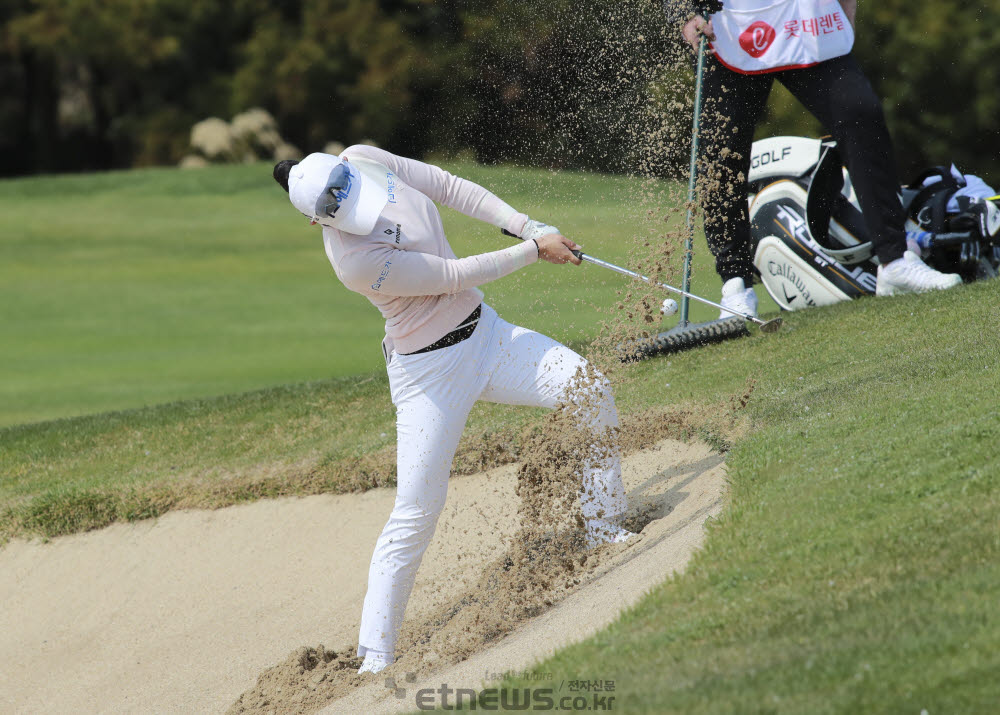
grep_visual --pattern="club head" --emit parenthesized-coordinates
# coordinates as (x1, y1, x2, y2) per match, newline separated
(759, 317, 783, 334)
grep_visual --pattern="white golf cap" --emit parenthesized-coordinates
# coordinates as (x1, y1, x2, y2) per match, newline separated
(287, 152, 389, 235)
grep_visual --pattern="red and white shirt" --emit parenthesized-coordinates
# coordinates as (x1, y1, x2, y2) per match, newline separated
(709, 0, 854, 74)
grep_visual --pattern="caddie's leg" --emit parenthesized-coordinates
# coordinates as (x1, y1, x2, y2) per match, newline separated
(781, 54, 907, 265)
(698, 58, 774, 284)
(477, 306, 626, 526)
(357, 349, 477, 669)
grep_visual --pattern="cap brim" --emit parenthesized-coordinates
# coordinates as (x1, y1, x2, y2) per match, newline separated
(332, 158, 389, 235)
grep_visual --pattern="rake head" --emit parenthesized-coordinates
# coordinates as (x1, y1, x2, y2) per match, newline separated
(622, 317, 751, 361)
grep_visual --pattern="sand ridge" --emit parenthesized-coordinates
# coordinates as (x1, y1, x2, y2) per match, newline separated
(0, 438, 725, 714)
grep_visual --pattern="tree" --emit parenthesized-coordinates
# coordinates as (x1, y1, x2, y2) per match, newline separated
(232, 0, 420, 155)
(2, 0, 265, 173)
(1, 0, 997, 178)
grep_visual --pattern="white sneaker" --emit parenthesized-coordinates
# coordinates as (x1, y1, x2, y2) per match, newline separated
(876, 250, 962, 296)
(719, 277, 758, 320)
(585, 518, 636, 549)
(358, 649, 393, 674)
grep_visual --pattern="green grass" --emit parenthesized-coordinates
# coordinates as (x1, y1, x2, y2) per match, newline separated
(0, 161, 769, 427)
(486, 283, 1000, 713)
(2, 163, 998, 711)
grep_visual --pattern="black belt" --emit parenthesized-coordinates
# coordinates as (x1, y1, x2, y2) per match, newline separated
(404, 305, 481, 355)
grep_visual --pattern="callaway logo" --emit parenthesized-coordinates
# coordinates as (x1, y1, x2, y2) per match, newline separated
(767, 261, 817, 308)
(740, 21, 776, 57)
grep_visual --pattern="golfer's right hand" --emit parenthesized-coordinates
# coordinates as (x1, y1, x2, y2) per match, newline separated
(682, 15, 715, 52)
(536, 233, 582, 265)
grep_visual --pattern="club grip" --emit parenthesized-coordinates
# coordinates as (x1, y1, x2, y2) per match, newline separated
(501, 228, 584, 260)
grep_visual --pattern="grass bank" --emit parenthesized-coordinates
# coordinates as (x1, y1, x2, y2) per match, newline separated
(484, 280, 999, 712)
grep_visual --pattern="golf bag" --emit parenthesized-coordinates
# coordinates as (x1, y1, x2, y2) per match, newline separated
(748, 136, 1000, 311)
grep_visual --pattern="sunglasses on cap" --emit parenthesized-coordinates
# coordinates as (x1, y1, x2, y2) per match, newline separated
(313, 163, 354, 220)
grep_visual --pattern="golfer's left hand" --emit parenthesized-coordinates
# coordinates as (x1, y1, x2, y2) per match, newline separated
(536, 233, 582, 265)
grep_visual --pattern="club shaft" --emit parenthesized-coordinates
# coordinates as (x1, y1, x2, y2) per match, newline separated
(500, 228, 766, 326)
(577, 252, 763, 325)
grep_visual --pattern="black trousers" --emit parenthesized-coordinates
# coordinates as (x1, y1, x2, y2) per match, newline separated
(698, 53, 907, 283)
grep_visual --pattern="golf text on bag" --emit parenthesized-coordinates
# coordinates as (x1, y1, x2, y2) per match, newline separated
(751, 145, 793, 170)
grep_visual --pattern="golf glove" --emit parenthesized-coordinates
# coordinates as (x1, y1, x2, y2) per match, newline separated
(521, 219, 561, 242)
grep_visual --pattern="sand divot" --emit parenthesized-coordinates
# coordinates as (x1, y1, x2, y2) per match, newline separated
(0, 438, 724, 714)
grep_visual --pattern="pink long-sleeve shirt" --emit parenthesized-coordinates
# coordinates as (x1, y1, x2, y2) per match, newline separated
(321, 145, 536, 354)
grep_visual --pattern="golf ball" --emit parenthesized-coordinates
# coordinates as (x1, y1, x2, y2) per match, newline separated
(660, 298, 679, 316)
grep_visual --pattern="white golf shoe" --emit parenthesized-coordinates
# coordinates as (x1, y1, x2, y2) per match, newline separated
(358, 649, 393, 674)
(585, 518, 636, 549)
(719, 277, 758, 320)
(876, 250, 962, 296)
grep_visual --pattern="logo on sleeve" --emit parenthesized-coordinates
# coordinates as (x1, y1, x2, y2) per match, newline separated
(386, 172, 397, 204)
(371, 258, 393, 291)
(740, 21, 776, 58)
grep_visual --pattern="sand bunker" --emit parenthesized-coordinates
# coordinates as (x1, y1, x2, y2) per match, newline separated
(0, 438, 725, 714)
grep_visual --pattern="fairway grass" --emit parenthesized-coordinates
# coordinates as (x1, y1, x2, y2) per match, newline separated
(0, 161, 764, 427)
(2, 164, 998, 711)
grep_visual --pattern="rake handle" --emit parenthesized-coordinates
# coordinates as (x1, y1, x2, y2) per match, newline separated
(681, 35, 708, 325)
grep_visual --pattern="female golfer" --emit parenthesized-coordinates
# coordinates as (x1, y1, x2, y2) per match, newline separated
(273, 146, 632, 675)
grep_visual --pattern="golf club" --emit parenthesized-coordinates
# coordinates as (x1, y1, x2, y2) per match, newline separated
(501, 229, 782, 333)
(569, 249, 782, 333)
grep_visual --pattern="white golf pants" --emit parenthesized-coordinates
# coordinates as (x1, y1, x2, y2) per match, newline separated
(357, 304, 626, 658)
